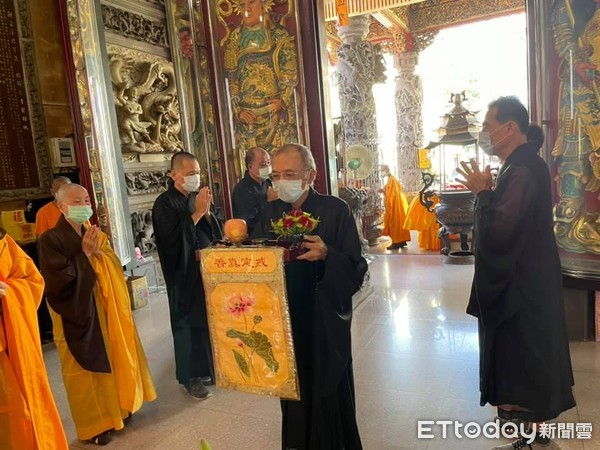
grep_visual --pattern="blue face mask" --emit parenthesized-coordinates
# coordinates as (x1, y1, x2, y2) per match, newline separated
(67, 205, 93, 224)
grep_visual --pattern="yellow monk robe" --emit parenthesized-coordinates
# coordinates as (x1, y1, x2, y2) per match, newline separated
(404, 195, 441, 251)
(382, 174, 411, 244)
(46, 230, 157, 441)
(35, 201, 62, 236)
(0, 234, 68, 449)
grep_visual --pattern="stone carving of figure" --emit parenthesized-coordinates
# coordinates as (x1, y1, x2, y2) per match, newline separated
(552, 0, 600, 254)
(131, 210, 156, 253)
(110, 52, 183, 154)
(222, 0, 299, 154)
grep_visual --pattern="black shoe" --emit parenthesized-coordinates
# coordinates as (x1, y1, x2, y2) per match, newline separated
(87, 430, 112, 445)
(183, 381, 211, 400)
(387, 243, 401, 250)
(193, 376, 213, 385)
(123, 412, 133, 426)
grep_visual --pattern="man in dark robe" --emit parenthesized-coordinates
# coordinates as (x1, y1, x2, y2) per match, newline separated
(153, 152, 222, 400)
(252, 143, 367, 450)
(457, 97, 575, 449)
(232, 146, 278, 234)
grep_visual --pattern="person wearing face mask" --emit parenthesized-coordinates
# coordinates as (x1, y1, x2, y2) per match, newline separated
(152, 152, 223, 401)
(232, 146, 278, 234)
(252, 143, 367, 450)
(38, 184, 157, 446)
(456, 97, 575, 450)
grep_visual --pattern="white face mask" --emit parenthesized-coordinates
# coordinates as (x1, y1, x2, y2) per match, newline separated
(478, 124, 508, 156)
(477, 131, 494, 156)
(182, 174, 200, 193)
(258, 166, 271, 180)
(273, 179, 307, 204)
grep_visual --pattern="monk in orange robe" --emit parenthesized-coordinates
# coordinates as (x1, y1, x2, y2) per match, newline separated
(404, 194, 441, 252)
(0, 229, 68, 449)
(35, 176, 72, 236)
(381, 165, 411, 249)
(38, 184, 157, 446)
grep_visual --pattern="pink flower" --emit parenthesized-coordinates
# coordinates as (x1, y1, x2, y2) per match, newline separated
(237, 340, 244, 348)
(227, 294, 254, 317)
(289, 209, 303, 217)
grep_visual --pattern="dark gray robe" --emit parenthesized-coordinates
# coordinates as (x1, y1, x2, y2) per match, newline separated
(253, 188, 367, 450)
(467, 142, 576, 421)
(153, 183, 222, 385)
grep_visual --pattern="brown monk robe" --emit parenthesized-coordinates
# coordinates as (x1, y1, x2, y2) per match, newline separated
(0, 230, 68, 449)
(38, 184, 156, 445)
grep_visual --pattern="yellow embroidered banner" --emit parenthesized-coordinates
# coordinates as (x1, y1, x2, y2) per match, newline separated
(200, 247, 299, 400)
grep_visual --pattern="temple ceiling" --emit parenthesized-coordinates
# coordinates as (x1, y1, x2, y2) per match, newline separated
(326, 0, 525, 56)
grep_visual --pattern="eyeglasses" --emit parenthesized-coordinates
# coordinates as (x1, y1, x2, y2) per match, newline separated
(269, 169, 309, 181)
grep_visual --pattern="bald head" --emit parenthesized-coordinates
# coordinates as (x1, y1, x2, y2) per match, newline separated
(51, 176, 71, 196)
(171, 152, 198, 171)
(56, 183, 88, 204)
(245, 147, 269, 169)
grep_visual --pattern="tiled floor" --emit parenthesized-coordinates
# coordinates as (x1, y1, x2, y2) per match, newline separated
(42, 253, 600, 449)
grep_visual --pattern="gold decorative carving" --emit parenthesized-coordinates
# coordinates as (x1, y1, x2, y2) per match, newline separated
(107, 44, 184, 157)
(407, 0, 525, 33)
(323, 0, 426, 21)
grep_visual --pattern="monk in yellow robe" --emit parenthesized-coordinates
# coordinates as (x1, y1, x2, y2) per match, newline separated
(404, 194, 441, 252)
(38, 184, 157, 446)
(381, 165, 411, 249)
(35, 176, 72, 236)
(0, 229, 68, 449)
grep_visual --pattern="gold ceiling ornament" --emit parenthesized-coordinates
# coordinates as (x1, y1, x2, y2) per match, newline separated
(407, 0, 525, 34)
(413, 29, 439, 53)
(323, 0, 426, 21)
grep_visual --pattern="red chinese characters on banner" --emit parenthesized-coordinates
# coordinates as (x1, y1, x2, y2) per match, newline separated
(206, 252, 276, 274)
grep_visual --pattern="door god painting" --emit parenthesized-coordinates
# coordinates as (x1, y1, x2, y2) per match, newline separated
(552, 0, 600, 257)
(217, 0, 303, 156)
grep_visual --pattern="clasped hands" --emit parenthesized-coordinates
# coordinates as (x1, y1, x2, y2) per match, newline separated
(297, 235, 328, 262)
(82, 225, 102, 258)
(455, 159, 493, 194)
(193, 187, 212, 221)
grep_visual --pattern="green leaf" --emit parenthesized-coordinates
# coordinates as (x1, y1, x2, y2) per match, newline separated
(226, 329, 279, 373)
(232, 348, 250, 377)
(200, 439, 213, 450)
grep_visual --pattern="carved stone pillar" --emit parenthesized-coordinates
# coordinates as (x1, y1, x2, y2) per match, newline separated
(394, 51, 423, 193)
(336, 16, 385, 246)
(336, 16, 382, 161)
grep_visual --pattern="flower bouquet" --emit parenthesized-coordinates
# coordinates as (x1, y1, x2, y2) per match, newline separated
(270, 210, 319, 262)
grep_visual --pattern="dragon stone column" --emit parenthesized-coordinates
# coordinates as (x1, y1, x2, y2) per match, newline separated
(394, 51, 423, 194)
(336, 16, 385, 246)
